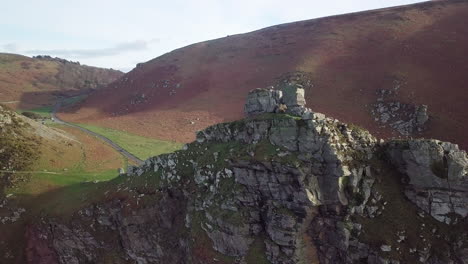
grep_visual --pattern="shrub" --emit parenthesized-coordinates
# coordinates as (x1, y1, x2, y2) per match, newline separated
(21, 111, 43, 120)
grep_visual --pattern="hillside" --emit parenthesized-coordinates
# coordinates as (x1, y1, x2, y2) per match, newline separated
(0, 53, 123, 110)
(0, 105, 125, 195)
(4, 87, 465, 263)
(61, 0, 468, 150)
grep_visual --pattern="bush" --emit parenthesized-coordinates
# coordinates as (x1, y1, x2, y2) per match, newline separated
(22, 111, 43, 120)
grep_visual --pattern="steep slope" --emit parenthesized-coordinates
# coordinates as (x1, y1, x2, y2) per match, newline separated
(0, 53, 123, 109)
(0, 105, 42, 189)
(0, 104, 129, 262)
(14, 87, 467, 264)
(62, 0, 468, 150)
(0, 104, 125, 195)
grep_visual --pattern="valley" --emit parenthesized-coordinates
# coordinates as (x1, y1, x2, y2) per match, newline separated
(0, 0, 467, 263)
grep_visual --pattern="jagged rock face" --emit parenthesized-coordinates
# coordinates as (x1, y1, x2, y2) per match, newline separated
(27, 192, 190, 264)
(386, 139, 468, 224)
(25, 88, 467, 264)
(194, 114, 378, 264)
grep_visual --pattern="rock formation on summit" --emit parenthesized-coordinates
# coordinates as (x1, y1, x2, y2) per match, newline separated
(244, 88, 283, 116)
(244, 84, 321, 121)
(22, 87, 468, 264)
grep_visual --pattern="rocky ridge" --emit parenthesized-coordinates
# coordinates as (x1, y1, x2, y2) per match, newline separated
(24, 86, 467, 264)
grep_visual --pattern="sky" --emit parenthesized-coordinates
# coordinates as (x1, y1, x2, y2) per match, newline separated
(1, 0, 426, 72)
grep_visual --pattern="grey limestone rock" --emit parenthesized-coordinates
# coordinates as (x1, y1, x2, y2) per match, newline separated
(244, 84, 310, 117)
(244, 88, 282, 116)
(386, 139, 468, 223)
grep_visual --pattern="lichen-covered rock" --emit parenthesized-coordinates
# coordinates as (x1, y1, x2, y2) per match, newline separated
(386, 139, 468, 224)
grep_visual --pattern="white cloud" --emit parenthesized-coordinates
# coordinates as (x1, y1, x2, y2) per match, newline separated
(25, 40, 149, 58)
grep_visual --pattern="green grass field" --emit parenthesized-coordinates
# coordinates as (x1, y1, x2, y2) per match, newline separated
(77, 124, 183, 160)
(8, 169, 118, 196)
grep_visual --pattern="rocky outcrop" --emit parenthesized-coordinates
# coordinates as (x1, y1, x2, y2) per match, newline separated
(244, 88, 283, 116)
(244, 84, 308, 117)
(24, 88, 467, 264)
(386, 139, 468, 224)
(371, 87, 430, 136)
(190, 110, 378, 264)
(280, 83, 306, 116)
(27, 192, 190, 264)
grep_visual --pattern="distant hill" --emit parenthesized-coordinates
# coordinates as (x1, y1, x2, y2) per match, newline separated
(61, 0, 468, 150)
(0, 53, 123, 109)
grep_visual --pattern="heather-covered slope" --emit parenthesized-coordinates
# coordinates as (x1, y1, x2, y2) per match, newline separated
(62, 0, 468, 150)
(0, 53, 123, 110)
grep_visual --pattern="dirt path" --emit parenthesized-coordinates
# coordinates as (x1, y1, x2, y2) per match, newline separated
(0, 170, 61, 175)
(52, 100, 144, 165)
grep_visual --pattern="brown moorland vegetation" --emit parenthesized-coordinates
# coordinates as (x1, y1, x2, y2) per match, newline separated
(61, 0, 468, 150)
(0, 53, 123, 110)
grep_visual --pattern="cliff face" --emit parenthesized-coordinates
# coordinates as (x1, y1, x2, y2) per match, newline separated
(23, 87, 468, 264)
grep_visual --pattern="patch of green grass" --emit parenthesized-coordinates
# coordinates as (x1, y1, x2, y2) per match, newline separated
(78, 124, 183, 160)
(7, 169, 119, 196)
(35, 170, 115, 186)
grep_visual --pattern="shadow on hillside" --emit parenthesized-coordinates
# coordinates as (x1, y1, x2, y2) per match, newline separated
(17, 89, 94, 110)
(0, 177, 119, 263)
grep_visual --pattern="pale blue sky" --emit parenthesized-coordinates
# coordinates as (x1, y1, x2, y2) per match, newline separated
(1, 0, 425, 71)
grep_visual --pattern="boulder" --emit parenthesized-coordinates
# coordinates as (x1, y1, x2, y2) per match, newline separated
(415, 104, 429, 127)
(244, 84, 308, 117)
(244, 88, 282, 116)
(281, 84, 306, 116)
(281, 84, 306, 107)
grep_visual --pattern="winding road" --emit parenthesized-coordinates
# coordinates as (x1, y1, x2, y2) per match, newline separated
(52, 99, 144, 165)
